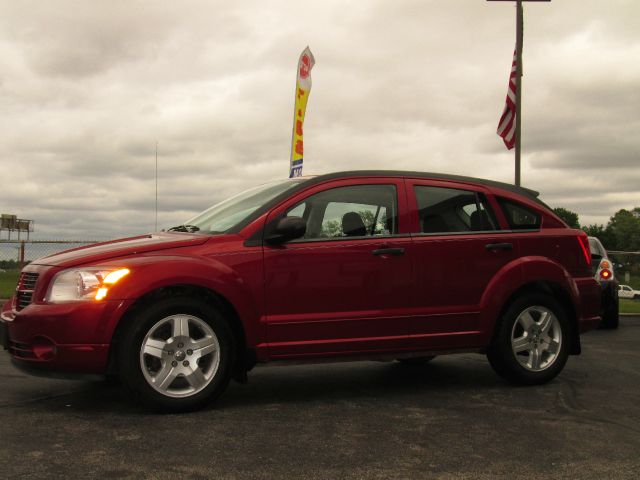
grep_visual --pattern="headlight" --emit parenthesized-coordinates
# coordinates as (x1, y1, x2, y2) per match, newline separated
(46, 268, 130, 303)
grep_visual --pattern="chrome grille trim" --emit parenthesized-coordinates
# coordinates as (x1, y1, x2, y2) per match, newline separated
(16, 272, 39, 311)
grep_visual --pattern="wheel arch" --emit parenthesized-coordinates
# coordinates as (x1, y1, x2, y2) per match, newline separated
(491, 281, 581, 355)
(106, 284, 256, 381)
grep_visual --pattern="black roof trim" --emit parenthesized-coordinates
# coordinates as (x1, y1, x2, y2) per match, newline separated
(227, 170, 544, 234)
(306, 170, 541, 200)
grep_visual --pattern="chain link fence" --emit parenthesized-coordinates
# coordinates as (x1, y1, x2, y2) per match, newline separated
(0, 240, 104, 269)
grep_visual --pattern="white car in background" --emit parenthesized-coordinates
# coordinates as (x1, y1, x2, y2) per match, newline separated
(618, 284, 640, 300)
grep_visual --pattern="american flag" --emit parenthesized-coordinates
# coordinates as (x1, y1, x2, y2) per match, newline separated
(497, 49, 517, 150)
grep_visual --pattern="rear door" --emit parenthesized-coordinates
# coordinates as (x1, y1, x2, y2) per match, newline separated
(405, 179, 518, 350)
(263, 177, 413, 358)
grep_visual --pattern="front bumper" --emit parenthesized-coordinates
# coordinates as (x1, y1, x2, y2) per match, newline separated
(1, 296, 130, 375)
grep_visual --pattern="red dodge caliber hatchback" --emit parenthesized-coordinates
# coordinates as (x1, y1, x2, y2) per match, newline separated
(1, 171, 601, 411)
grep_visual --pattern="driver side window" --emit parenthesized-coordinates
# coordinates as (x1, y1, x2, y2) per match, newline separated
(285, 184, 397, 240)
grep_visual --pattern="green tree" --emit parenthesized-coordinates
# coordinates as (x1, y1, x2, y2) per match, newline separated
(552, 207, 580, 228)
(582, 224, 617, 250)
(608, 209, 640, 252)
(320, 220, 342, 238)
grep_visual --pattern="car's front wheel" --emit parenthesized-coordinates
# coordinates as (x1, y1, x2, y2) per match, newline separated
(117, 296, 234, 412)
(487, 293, 569, 385)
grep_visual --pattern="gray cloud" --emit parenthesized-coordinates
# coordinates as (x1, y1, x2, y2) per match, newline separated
(0, 0, 638, 239)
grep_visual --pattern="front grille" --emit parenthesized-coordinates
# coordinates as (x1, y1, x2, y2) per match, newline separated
(16, 272, 39, 311)
(17, 291, 33, 310)
(20, 272, 39, 290)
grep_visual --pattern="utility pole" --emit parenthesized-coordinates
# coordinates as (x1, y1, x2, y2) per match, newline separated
(488, 0, 550, 187)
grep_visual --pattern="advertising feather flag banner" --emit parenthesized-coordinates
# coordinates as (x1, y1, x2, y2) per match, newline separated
(289, 46, 315, 178)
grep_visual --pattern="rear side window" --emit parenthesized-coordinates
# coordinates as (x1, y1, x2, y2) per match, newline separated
(588, 237, 606, 258)
(414, 186, 498, 234)
(499, 199, 540, 230)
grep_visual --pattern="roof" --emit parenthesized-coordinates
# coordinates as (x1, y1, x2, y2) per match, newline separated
(303, 170, 541, 201)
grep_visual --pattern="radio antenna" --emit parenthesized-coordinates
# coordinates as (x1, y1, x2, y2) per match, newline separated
(155, 141, 158, 232)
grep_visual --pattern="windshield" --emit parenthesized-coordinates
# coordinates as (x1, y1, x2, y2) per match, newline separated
(184, 178, 306, 233)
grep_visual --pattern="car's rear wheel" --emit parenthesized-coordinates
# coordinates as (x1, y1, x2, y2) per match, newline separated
(117, 296, 234, 412)
(487, 293, 569, 385)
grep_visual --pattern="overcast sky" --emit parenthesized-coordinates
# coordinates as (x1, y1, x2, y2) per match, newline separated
(0, 0, 638, 240)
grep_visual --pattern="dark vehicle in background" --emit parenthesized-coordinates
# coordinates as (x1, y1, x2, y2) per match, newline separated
(588, 236, 619, 329)
(1, 171, 602, 411)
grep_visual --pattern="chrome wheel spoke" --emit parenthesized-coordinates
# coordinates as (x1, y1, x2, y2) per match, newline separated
(185, 367, 207, 389)
(143, 338, 166, 358)
(538, 311, 552, 334)
(546, 339, 560, 355)
(529, 348, 542, 370)
(191, 336, 217, 357)
(172, 316, 190, 338)
(518, 311, 535, 330)
(512, 335, 530, 353)
(154, 364, 178, 390)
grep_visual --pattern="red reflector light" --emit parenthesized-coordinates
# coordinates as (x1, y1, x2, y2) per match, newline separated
(577, 234, 591, 268)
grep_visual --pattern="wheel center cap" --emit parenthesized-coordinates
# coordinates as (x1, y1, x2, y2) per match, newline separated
(175, 350, 186, 361)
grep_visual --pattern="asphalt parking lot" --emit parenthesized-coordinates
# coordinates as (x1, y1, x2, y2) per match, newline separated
(1, 318, 639, 479)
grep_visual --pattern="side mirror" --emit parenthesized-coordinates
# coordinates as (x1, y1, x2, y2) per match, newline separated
(265, 216, 306, 245)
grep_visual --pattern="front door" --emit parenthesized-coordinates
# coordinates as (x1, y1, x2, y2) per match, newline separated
(263, 179, 413, 359)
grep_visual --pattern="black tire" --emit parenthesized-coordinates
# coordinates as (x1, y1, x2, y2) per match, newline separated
(117, 296, 234, 412)
(487, 293, 569, 385)
(397, 356, 436, 365)
(599, 295, 619, 330)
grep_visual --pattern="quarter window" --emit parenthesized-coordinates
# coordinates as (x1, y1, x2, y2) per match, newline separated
(414, 186, 498, 234)
(285, 185, 397, 240)
(498, 199, 541, 230)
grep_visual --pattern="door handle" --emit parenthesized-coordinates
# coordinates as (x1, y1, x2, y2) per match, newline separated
(372, 247, 405, 256)
(485, 242, 513, 251)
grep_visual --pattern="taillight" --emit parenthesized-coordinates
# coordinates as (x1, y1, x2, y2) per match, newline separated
(600, 269, 612, 280)
(577, 233, 591, 268)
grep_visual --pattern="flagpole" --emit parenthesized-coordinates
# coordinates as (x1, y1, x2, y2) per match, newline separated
(488, 0, 550, 187)
(515, 0, 523, 187)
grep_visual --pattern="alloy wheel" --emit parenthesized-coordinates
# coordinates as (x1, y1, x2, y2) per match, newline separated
(510, 306, 562, 372)
(139, 314, 220, 398)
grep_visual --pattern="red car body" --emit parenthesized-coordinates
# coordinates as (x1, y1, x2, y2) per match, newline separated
(1, 171, 601, 406)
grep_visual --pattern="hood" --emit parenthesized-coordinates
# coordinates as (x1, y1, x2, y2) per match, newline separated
(33, 233, 211, 268)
